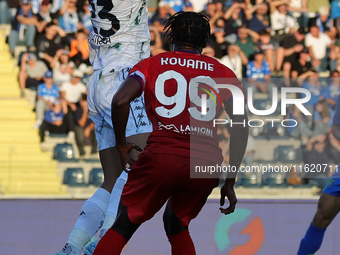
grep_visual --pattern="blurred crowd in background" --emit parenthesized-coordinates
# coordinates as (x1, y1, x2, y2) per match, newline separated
(1, 0, 340, 186)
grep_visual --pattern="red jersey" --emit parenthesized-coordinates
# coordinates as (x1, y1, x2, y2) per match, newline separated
(129, 50, 243, 163)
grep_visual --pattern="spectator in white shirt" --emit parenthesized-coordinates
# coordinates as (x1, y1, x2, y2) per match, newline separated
(305, 23, 334, 72)
(220, 44, 248, 79)
(270, 0, 299, 44)
(60, 69, 87, 113)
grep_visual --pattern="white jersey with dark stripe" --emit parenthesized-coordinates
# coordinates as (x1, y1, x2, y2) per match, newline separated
(88, 0, 150, 71)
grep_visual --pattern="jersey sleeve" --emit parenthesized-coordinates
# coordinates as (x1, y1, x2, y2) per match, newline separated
(128, 58, 150, 95)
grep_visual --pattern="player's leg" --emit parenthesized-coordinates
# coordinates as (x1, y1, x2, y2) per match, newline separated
(97, 68, 151, 236)
(95, 152, 173, 254)
(298, 176, 340, 255)
(95, 154, 126, 238)
(312, 193, 340, 229)
(98, 147, 123, 192)
(56, 71, 123, 255)
(81, 145, 128, 254)
(56, 146, 122, 255)
(83, 71, 151, 254)
(164, 158, 219, 255)
(93, 202, 141, 255)
(165, 179, 217, 255)
(97, 132, 149, 237)
(96, 89, 151, 236)
(163, 202, 195, 255)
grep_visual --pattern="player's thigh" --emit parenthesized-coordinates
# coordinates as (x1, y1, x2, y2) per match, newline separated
(99, 147, 123, 191)
(120, 152, 176, 224)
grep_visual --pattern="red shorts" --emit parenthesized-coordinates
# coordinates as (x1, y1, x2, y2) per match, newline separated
(121, 150, 219, 227)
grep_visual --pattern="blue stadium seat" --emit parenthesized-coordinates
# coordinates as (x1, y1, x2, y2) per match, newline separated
(262, 122, 288, 139)
(249, 120, 264, 138)
(53, 143, 78, 162)
(238, 173, 263, 188)
(84, 158, 100, 163)
(263, 172, 288, 187)
(274, 145, 301, 163)
(89, 168, 104, 187)
(63, 168, 86, 186)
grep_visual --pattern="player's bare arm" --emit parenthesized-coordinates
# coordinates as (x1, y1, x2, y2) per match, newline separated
(219, 96, 248, 215)
(111, 77, 143, 170)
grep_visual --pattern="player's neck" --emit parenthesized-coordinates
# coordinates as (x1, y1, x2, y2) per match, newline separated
(172, 44, 201, 54)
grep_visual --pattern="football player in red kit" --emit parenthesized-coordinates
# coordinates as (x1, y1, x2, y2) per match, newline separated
(93, 11, 249, 255)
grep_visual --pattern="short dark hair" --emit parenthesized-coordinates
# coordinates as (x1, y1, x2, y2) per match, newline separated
(258, 29, 270, 36)
(164, 11, 211, 51)
(45, 21, 55, 29)
(297, 27, 305, 35)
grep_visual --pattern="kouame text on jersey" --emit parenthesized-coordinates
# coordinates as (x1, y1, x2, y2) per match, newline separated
(129, 51, 243, 163)
(88, 0, 150, 71)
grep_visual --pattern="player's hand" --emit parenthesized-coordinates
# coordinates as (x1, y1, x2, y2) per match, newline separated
(117, 142, 142, 170)
(219, 180, 237, 215)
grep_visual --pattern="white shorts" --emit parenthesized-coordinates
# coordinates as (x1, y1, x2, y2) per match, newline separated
(87, 67, 152, 151)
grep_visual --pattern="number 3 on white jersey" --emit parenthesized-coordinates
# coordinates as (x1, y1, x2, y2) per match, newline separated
(89, 0, 120, 37)
(155, 70, 218, 121)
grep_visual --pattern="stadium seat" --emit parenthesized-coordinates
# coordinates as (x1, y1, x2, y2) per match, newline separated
(53, 143, 78, 162)
(63, 168, 86, 186)
(49, 133, 68, 138)
(84, 158, 100, 163)
(274, 145, 301, 163)
(263, 172, 288, 187)
(89, 168, 104, 187)
(262, 122, 288, 140)
(238, 173, 262, 188)
(249, 120, 264, 138)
